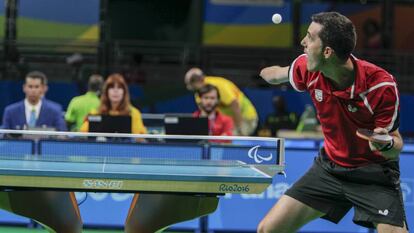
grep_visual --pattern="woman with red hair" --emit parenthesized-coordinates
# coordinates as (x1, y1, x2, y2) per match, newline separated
(80, 73, 146, 134)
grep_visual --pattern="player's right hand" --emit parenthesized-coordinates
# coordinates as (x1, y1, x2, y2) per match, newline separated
(368, 127, 400, 160)
(368, 127, 390, 151)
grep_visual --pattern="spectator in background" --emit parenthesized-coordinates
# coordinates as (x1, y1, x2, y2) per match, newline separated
(80, 73, 146, 134)
(2, 71, 66, 131)
(0, 71, 81, 232)
(65, 74, 103, 131)
(259, 96, 298, 137)
(193, 84, 233, 138)
(184, 67, 258, 136)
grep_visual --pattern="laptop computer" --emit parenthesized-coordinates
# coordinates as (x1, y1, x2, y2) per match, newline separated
(88, 115, 132, 134)
(164, 114, 208, 137)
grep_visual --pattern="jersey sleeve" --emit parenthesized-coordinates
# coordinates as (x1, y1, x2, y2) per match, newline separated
(288, 54, 309, 92)
(367, 82, 400, 132)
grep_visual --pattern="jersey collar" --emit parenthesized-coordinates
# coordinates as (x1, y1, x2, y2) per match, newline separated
(329, 55, 366, 100)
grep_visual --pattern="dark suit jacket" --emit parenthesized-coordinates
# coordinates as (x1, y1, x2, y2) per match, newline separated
(2, 99, 67, 131)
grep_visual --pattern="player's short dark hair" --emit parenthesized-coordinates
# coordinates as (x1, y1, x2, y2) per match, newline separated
(25, 71, 48, 85)
(311, 12, 356, 61)
(197, 84, 220, 100)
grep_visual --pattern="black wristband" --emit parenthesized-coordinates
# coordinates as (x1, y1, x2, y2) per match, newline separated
(379, 138, 394, 152)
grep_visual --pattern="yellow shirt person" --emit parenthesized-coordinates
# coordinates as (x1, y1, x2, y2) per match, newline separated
(204, 76, 257, 120)
(185, 68, 258, 136)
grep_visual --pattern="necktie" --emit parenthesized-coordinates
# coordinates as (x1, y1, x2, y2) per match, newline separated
(28, 108, 36, 127)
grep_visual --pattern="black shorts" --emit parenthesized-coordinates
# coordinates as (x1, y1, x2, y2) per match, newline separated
(285, 149, 408, 229)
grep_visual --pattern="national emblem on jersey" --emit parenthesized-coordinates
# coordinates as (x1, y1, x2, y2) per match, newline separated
(315, 89, 323, 102)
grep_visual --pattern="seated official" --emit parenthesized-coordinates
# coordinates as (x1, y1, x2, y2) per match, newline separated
(2, 71, 66, 131)
(0, 71, 81, 233)
(193, 84, 234, 140)
(80, 73, 146, 135)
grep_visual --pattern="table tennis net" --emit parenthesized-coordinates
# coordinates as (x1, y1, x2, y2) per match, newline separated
(0, 129, 284, 174)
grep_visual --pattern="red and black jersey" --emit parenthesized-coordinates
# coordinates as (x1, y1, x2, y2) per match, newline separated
(289, 54, 400, 167)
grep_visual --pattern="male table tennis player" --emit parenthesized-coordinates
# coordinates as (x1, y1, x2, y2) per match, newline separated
(258, 12, 408, 233)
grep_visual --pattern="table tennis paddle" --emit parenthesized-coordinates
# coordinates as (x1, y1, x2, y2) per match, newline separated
(356, 128, 393, 144)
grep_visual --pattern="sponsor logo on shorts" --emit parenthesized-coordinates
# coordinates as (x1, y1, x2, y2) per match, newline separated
(219, 184, 250, 193)
(83, 179, 123, 189)
(378, 209, 389, 216)
(248, 145, 272, 163)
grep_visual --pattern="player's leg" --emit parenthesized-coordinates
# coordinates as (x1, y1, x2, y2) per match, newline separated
(257, 195, 324, 233)
(258, 152, 353, 233)
(6, 191, 82, 233)
(376, 222, 408, 233)
(125, 193, 218, 233)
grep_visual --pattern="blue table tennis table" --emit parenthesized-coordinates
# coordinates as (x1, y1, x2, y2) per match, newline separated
(0, 131, 284, 232)
(0, 130, 284, 194)
(0, 155, 277, 194)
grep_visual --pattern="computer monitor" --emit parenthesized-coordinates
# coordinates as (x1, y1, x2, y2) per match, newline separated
(88, 115, 131, 134)
(164, 114, 208, 136)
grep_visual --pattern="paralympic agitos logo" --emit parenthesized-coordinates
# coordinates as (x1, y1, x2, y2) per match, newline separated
(248, 145, 273, 163)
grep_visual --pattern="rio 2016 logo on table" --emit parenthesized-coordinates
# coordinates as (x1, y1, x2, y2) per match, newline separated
(219, 184, 250, 193)
(248, 145, 273, 163)
(83, 179, 124, 189)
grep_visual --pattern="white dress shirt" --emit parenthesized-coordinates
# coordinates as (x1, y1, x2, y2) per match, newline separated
(24, 98, 42, 125)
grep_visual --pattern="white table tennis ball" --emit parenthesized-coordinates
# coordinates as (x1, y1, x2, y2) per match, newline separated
(272, 13, 282, 24)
